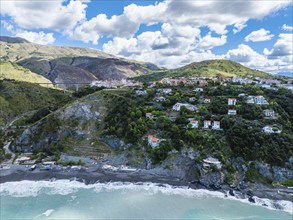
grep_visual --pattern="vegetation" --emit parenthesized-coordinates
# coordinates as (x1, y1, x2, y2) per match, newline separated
(0, 61, 53, 86)
(103, 82, 293, 166)
(134, 60, 272, 83)
(0, 80, 73, 125)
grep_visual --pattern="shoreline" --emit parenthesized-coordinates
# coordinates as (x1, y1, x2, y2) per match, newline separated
(1, 166, 292, 206)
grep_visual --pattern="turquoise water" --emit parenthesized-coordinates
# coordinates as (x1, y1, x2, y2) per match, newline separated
(0, 180, 292, 219)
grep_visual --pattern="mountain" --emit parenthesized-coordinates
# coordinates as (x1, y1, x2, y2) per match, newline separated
(0, 36, 29, 43)
(0, 36, 161, 88)
(0, 61, 54, 86)
(135, 60, 272, 82)
(276, 72, 293, 78)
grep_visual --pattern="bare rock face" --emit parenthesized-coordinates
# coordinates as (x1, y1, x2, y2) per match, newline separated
(254, 161, 293, 182)
(199, 170, 224, 188)
(14, 94, 107, 153)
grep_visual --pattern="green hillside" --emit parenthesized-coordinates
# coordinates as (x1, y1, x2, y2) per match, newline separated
(0, 80, 73, 125)
(0, 61, 54, 86)
(135, 60, 272, 82)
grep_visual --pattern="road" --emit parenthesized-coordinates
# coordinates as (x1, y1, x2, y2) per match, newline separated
(3, 141, 14, 165)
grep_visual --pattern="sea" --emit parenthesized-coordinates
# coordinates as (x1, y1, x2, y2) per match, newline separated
(0, 180, 292, 219)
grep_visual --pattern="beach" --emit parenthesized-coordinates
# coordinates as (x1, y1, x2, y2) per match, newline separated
(1, 164, 292, 206)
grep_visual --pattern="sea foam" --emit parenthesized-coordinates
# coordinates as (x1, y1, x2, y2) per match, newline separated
(1, 180, 292, 214)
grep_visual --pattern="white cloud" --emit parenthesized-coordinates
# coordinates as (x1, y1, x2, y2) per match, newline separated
(264, 33, 293, 58)
(198, 33, 227, 50)
(67, 0, 291, 44)
(0, 0, 88, 30)
(233, 22, 247, 34)
(282, 24, 293, 31)
(244, 29, 274, 42)
(15, 31, 55, 45)
(226, 44, 292, 74)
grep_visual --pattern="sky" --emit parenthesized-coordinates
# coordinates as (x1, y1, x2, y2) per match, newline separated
(0, 0, 292, 74)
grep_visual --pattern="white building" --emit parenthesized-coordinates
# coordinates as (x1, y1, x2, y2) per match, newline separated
(135, 90, 147, 96)
(189, 120, 199, 128)
(157, 88, 172, 95)
(262, 125, 281, 134)
(146, 113, 155, 119)
(155, 96, 166, 102)
(204, 98, 211, 104)
(228, 98, 237, 106)
(203, 157, 222, 169)
(189, 97, 196, 102)
(228, 109, 237, 115)
(264, 109, 275, 118)
(212, 121, 221, 130)
(194, 88, 204, 92)
(204, 120, 211, 129)
(247, 96, 269, 105)
(172, 102, 197, 111)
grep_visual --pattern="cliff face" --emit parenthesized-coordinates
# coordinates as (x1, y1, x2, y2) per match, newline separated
(14, 93, 110, 156)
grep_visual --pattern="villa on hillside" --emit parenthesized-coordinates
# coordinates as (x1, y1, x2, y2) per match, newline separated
(228, 98, 237, 106)
(246, 95, 269, 105)
(147, 135, 161, 148)
(172, 102, 198, 111)
(262, 125, 281, 134)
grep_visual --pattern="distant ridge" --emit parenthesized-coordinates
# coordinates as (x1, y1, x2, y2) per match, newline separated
(0, 36, 161, 88)
(0, 36, 30, 43)
(135, 59, 272, 82)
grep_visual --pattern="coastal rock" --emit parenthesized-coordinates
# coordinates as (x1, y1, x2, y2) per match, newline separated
(248, 197, 255, 203)
(199, 171, 224, 188)
(100, 136, 125, 149)
(13, 94, 109, 153)
(254, 162, 273, 179)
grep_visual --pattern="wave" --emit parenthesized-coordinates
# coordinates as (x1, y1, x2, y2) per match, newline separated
(0, 180, 292, 214)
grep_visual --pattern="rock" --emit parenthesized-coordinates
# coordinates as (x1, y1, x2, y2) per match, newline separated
(248, 197, 255, 203)
(254, 162, 273, 179)
(199, 171, 224, 188)
(229, 189, 235, 196)
(100, 136, 125, 149)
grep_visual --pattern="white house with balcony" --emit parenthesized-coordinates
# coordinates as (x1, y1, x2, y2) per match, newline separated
(228, 98, 237, 106)
(212, 121, 221, 130)
(264, 109, 276, 118)
(204, 120, 211, 129)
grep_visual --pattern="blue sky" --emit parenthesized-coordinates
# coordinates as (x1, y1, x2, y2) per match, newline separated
(0, 0, 292, 74)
